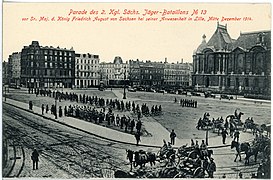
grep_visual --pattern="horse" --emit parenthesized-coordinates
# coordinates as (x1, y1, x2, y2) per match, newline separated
(243, 121, 257, 133)
(227, 111, 244, 127)
(231, 141, 259, 165)
(212, 118, 225, 135)
(134, 150, 156, 168)
(188, 148, 213, 160)
(196, 118, 213, 130)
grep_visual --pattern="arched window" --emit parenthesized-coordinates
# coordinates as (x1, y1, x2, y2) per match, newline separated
(255, 52, 263, 75)
(237, 53, 244, 74)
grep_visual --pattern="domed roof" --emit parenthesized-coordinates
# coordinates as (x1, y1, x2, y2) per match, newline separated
(196, 34, 208, 54)
(113, 56, 123, 64)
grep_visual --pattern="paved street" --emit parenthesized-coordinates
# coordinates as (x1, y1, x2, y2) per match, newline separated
(2, 88, 270, 178)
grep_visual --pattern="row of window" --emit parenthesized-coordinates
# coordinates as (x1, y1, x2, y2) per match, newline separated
(164, 76, 189, 80)
(140, 70, 164, 73)
(76, 65, 98, 70)
(101, 65, 128, 68)
(76, 59, 99, 64)
(103, 69, 128, 74)
(25, 55, 73, 62)
(76, 72, 98, 78)
(165, 71, 190, 75)
(25, 69, 72, 76)
(28, 62, 73, 69)
(75, 79, 98, 86)
(165, 66, 192, 70)
(27, 49, 73, 56)
(43, 50, 72, 56)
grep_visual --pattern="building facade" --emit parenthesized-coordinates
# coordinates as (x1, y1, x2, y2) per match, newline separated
(129, 60, 164, 87)
(192, 23, 271, 95)
(128, 59, 141, 86)
(8, 52, 21, 86)
(21, 41, 75, 89)
(100, 56, 129, 86)
(75, 53, 100, 88)
(2, 61, 8, 85)
(140, 61, 164, 87)
(164, 58, 193, 88)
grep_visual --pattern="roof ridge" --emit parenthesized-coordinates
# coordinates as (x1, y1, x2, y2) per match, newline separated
(241, 30, 271, 35)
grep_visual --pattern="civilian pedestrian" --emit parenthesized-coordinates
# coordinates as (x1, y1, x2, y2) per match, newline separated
(170, 129, 177, 145)
(135, 132, 141, 146)
(221, 128, 228, 144)
(41, 104, 45, 115)
(31, 149, 39, 170)
(46, 104, 49, 113)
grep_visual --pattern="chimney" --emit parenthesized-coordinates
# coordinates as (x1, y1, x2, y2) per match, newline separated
(181, 58, 184, 64)
(165, 57, 167, 63)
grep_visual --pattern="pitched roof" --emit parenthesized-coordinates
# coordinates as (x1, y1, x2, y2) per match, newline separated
(206, 24, 233, 51)
(233, 31, 271, 50)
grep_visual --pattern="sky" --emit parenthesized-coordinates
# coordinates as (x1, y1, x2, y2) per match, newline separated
(3, 3, 271, 63)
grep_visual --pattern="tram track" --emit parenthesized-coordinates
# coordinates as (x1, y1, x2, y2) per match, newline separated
(3, 103, 130, 178)
(3, 102, 261, 178)
(4, 140, 25, 178)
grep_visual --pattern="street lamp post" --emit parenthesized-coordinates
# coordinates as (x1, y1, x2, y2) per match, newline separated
(55, 93, 58, 119)
(123, 67, 126, 99)
(54, 63, 58, 119)
(4, 86, 6, 102)
(205, 124, 209, 146)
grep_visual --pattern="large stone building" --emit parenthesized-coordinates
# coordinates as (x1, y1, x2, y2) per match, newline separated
(75, 53, 100, 88)
(192, 23, 271, 95)
(8, 52, 21, 86)
(164, 58, 193, 87)
(100, 56, 129, 86)
(20, 41, 75, 89)
(129, 60, 164, 87)
(2, 61, 8, 85)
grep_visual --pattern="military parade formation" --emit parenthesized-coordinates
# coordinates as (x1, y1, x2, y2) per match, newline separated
(23, 87, 271, 179)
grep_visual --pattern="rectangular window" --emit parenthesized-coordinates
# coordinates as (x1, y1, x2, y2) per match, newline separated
(245, 78, 249, 87)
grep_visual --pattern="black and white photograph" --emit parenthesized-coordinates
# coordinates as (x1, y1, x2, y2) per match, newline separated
(2, 2, 271, 179)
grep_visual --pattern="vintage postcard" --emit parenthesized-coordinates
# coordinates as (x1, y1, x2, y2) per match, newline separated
(2, 2, 271, 179)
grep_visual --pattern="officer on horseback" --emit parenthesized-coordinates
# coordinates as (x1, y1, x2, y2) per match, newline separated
(234, 109, 238, 119)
